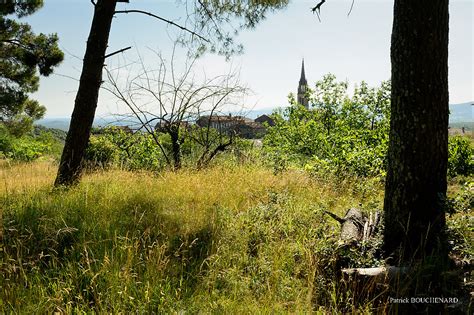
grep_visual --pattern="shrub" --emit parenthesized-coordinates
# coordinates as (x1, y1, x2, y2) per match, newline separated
(448, 136, 474, 177)
(1, 123, 64, 161)
(87, 128, 167, 171)
(263, 75, 391, 178)
(91, 126, 244, 171)
(9, 137, 50, 161)
(0, 124, 14, 156)
(85, 135, 118, 168)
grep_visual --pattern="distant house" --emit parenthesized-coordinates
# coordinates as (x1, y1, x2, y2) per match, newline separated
(234, 121, 266, 139)
(255, 114, 275, 127)
(196, 115, 251, 132)
(195, 114, 273, 139)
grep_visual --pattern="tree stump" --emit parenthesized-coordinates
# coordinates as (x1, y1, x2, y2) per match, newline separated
(324, 208, 381, 242)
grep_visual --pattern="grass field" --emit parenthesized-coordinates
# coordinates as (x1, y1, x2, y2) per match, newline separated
(0, 160, 471, 313)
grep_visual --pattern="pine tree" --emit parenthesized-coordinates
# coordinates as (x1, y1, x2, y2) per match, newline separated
(383, 0, 449, 264)
(0, 0, 63, 136)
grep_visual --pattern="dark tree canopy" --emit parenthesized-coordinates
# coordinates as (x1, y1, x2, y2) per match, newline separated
(0, 0, 43, 17)
(0, 0, 63, 136)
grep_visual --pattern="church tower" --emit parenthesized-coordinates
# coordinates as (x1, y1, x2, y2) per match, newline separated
(297, 59, 309, 109)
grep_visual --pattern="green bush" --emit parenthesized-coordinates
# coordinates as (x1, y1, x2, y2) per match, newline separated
(10, 137, 50, 161)
(263, 75, 391, 178)
(0, 124, 14, 156)
(1, 123, 57, 161)
(1, 123, 65, 161)
(87, 128, 167, 171)
(108, 128, 165, 171)
(264, 75, 474, 179)
(448, 136, 474, 177)
(85, 135, 118, 168)
(91, 126, 245, 171)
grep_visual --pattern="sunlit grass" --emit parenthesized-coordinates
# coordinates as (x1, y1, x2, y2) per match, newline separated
(2, 160, 469, 313)
(0, 159, 56, 194)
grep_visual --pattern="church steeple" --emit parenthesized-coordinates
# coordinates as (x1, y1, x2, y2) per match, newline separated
(297, 59, 309, 109)
(299, 59, 307, 85)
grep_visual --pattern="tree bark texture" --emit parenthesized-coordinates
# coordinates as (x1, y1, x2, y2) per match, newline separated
(383, 0, 449, 262)
(169, 127, 182, 170)
(55, 0, 117, 186)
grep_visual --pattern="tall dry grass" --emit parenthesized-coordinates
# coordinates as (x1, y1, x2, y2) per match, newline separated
(0, 161, 399, 313)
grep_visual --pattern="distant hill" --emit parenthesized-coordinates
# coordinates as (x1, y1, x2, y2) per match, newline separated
(36, 118, 70, 131)
(32, 125, 67, 142)
(449, 102, 473, 126)
(36, 117, 131, 131)
(238, 108, 276, 119)
(37, 102, 473, 131)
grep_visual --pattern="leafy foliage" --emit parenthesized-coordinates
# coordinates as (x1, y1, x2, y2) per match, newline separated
(263, 74, 391, 177)
(84, 135, 119, 169)
(264, 74, 473, 180)
(32, 124, 67, 142)
(86, 126, 247, 171)
(448, 135, 474, 177)
(86, 128, 164, 171)
(0, 123, 63, 161)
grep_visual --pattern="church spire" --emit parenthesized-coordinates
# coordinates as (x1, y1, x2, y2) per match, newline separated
(297, 59, 309, 109)
(299, 59, 307, 85)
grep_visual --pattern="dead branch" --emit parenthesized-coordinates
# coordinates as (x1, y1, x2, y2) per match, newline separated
(324, 210, 345, 224)
(311, 0, 356, 21)
(348, 0, 355, 16)
(103, 45, 247, 170)
(311, 0, 325, 22)
(103, 68, 172, 165)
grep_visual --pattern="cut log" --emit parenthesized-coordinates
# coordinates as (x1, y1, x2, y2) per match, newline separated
(324, 208, 381, 241)
(342, 266, 408, 278)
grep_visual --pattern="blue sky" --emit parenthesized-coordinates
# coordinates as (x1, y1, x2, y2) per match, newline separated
(21, 0, 474, 118)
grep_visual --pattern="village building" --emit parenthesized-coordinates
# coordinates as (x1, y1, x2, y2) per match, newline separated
(234, 121, 267, 139)
(255, 114, 275, 127)
(195, 114, 274, 139)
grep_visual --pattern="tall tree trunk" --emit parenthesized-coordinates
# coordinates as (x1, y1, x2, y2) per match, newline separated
(55, 0, 117, 186)
(383, 0, 449, 263)
(169, 128, 182, 170)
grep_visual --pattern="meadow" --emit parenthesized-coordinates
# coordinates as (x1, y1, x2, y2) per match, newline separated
(1, 1, 472, 313)
(1, 157, 471, 313)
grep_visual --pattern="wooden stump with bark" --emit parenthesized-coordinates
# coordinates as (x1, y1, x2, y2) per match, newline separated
(325, 208, 381, 242)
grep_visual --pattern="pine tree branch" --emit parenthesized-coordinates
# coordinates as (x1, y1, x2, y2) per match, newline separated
(311, 0, 326, 22)
(104, 46, 132, 59)
(114, 10, 209, 43)
(311, 0, 355, 21)
(348, 0, 355, 16)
